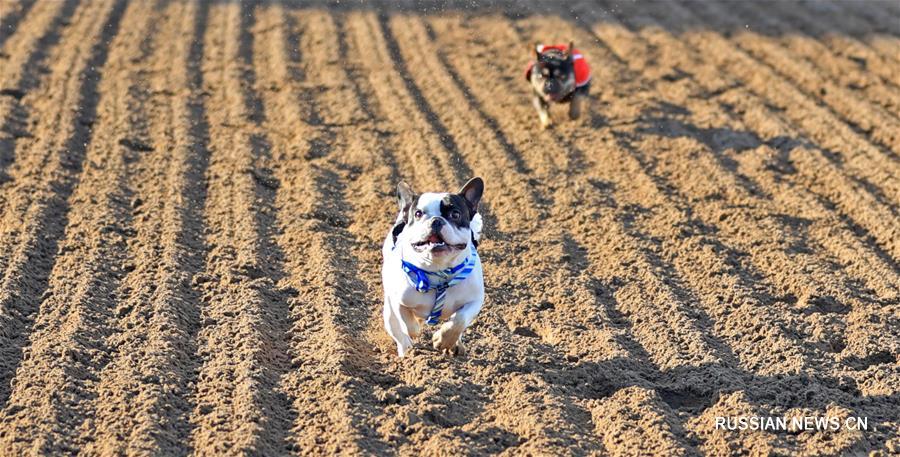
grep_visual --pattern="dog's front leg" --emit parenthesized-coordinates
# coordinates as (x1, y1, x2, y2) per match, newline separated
(532, 92, 551, 129)
(432, 298, 484, 356)
(398, 305, 422, 339)
(569, 92, 587, 120)
(383, 297, 413, 357)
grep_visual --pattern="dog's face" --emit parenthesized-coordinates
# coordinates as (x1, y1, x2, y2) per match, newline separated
(393, 178, 483, 269)
(530, 43, 576, 102)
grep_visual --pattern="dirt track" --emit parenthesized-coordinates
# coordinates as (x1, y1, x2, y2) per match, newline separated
(0, 0, 898, 455)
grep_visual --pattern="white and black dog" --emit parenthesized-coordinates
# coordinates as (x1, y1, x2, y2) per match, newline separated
(382, 178, 484, 357)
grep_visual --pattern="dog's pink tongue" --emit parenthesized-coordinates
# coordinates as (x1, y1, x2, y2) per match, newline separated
(427, 234, 441, 243)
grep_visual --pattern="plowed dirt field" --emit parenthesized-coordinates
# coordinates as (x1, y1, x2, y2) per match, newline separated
(0, 0, 898, 455)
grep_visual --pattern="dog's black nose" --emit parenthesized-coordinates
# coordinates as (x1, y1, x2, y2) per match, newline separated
(430, 218, 445, 231)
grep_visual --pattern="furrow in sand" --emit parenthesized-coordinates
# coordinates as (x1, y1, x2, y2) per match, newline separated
(0, 0, 79, 199)
(0, 0, 121, 408)
(622, 0, 897, 292)
(386, 16, 548, 233)
(375, 14, 477, 182)
(666, 1, 900, 202)
(251, 5, 390, 454)
(754, 0, 900, 114)
(436, 4, 883, 449)
(344, 10, 609, 454)
(188, 1, 296, 454)
(534, 4, 896, 450)
(0, 0, 70, 88)
(596, 6, 899, 448)
(591, 387, 695, 457)
(438, 6, 804, 448)
(405, 8, 728, 453)
(588, 0, 899, 364)
(600, 13, 900, 443)
(694, 1, 900, 161)
(427, 9, 726, 453)
(532, 0, 887, 442)
(345, 12, 460, 191)
(0, 0, 141, 454)
(536, 1, 816, 364)
(820, 2, 900, 77)
(0, 0, 36, 52)
(785, 1, 900, 89)
(83, 1, 210, 454)
(602, 1, 900, 301)
(640, 4, 897, 298)
(0, 0, 82, 291)
(623, 0, 900, 271)
(0, 0, 86, 281)
(831, 0, 900, 56)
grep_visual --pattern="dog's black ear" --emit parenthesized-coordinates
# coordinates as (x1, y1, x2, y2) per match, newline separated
(458, 177, 484, 213)
(568, 41, 575, 62)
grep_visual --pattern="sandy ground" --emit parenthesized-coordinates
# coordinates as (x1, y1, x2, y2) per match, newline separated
(0, 0, 898, 455)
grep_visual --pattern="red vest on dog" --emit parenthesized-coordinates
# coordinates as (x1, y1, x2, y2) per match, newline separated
(525, 44, 591, 87)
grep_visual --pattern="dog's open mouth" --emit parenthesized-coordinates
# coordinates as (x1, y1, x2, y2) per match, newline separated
(412, 233, 466, 253)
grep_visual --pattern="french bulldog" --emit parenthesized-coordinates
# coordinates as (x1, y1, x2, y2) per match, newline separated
(525, 42, 592, 129)
(382, 178, 485, 357)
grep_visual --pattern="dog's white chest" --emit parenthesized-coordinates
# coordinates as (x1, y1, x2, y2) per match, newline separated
(381, 243, 484, 321)
(395, 273, 482, 319)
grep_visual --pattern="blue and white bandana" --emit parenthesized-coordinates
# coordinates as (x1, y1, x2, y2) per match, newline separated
(401, 250, 477, 325)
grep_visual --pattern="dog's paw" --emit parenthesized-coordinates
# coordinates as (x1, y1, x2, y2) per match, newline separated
(538, 111, 552, 130)
(432, 324, 464, 356)
(451, 341, 466, 357)
(395, 335, 414, 358)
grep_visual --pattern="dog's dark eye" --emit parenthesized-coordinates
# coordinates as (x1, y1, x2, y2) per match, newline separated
(450, 209, 461, 220)
(414, 210, 423, 219)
